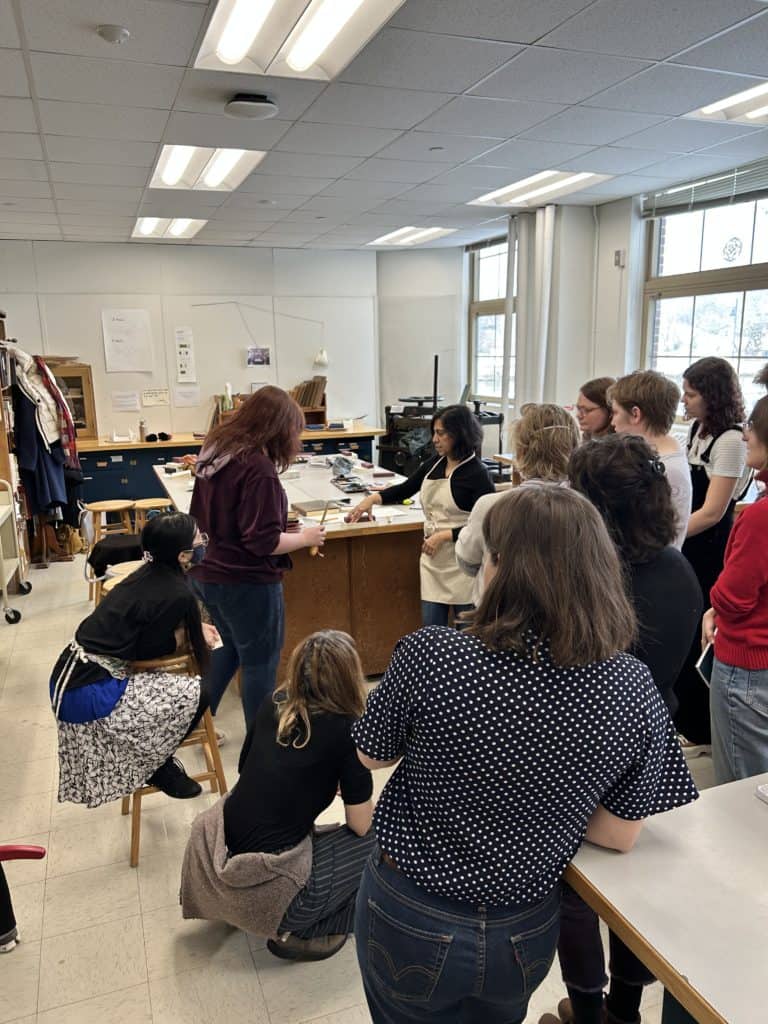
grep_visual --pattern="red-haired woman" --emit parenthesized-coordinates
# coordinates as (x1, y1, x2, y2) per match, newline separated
(190, 386, 326, 726)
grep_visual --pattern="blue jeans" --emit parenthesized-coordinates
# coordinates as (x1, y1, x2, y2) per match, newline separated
(421, 601, 473, 628)
(710, 657, 768, 785)
(191, 579, 284, 727)
(355, 852, 560, 1023)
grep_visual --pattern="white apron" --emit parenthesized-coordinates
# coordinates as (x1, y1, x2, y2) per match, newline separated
(420, 455, 475, 606)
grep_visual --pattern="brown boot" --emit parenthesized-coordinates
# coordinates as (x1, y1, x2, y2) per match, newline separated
(266, 932, 347, 962)
(538, 999, 575, 1024)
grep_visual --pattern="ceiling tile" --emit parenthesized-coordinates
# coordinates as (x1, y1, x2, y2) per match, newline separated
(142, 188, 226, 210)
(0, 159, 47, 181)
(253, 152, 364, 178)
(0, 98, 37, 133)
(239, 176, 333, 196)
(20, 0, 206, 66)
(582, 66, 762, 117)
(0, 132, 44, 159)
(53, 182, 144, 203)
(0, 209, 58, 223)
(56, 198, 138, 215)
(0, 49, 29, 97)
(0, 180, 51, 198)
(275, 123, 402, 158)
(341, 29, 523, 93)
(302, 83, 451, 130)
(395, 183, 486, 203)
(0, 228, 61, 239)
(173, 71, 324, 121)
(539, 0, 762, 60)
(428, 164, 530, 188)
(320, 179, 410, 201)
(415, 96, 564, 138)
(163, 111, 291, 150)
(220, 193, 307, 212)
(617, 118, 760, 153)
(58, 214, 136, 227)
(566, 146, 671, 174)
(43, 135, 160, 166)
(208, 206, 285, 223)
(39, 100, 169, 141)
(29, 53, 183, 109)
(576, 174, 680, 197)
(699, 130, 768, 163)
(520, 107, 666, 146)
(636, 153, 751, 182)
(0, 2, 20, 47)
(368, 198, 455, 217)
(297, 197, 384, 216)
(373, 131, 502, 163)
(470, 138, 595, 168)
(0, 196, 54, 212)
(471, 48, 650, 104)
(672, 17, 768, 76)
(390, 0, 594, 43)
(344, 159, 444, 183)
(49, 163, 150, 187)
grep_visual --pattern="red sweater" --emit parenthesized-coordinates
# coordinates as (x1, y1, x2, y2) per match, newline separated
(711, 492, 768, 670)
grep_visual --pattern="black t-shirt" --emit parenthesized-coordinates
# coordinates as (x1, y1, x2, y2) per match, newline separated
(628, 547, 703, 714)
(224, 694, 373, 856)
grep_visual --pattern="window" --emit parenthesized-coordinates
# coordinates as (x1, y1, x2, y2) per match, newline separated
(468, 241, 515, 401)
(645, 197, 768, 414)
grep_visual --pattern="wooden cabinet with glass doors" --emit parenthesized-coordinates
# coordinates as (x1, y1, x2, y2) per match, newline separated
(47, 361, 98, 439)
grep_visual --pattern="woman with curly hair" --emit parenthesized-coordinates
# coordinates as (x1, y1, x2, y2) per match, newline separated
(676, 357, 749, 747)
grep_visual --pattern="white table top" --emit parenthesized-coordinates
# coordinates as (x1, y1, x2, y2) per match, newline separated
(153, 462, 426, 538)
(568, 773, 768, 1024)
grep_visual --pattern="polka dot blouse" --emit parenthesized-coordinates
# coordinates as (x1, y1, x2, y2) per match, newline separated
(352, 626, 698, 906)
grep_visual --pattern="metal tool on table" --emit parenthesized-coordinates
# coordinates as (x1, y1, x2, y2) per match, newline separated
(309, 500, 331, 558)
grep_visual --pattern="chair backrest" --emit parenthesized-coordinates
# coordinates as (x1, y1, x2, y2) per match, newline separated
(130, 650, 198, 676)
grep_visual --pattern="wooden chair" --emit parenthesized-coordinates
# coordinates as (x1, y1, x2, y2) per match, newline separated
(120, 651, 227, 868)
(132, 497, 173, 534)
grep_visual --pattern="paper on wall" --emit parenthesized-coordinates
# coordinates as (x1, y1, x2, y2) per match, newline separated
(111, 390, 140, 412)
(175, 327, 197, 383)
(102, 308, 153, 373)
(173, 384, 201, 408)
(142, 388, 170, 407)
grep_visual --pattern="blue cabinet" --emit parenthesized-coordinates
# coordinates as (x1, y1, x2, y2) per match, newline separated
(80, 445, 201, 503)
(300, 436, 373, 460)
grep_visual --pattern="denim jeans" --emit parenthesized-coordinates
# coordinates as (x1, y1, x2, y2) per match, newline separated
(710, 657, 768, 785)
(191, 579, 284, 727)
(421, 601, 473, 628)
(355, 852, 560, 1023)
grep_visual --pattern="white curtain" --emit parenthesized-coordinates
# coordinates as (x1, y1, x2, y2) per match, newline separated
(513, 204, 557, 410)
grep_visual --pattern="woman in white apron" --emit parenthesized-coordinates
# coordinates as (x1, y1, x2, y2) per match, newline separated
(350, 405, 494, 626)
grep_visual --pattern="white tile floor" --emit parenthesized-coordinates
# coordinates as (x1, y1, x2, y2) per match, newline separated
(0, 558, 715, 1024)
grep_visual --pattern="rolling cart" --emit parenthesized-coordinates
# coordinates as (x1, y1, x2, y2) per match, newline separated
(0, 478, 31, 623)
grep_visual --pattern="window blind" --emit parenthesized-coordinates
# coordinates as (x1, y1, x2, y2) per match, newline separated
(465, 233, 508, 253)
(641, 156, 768, 218)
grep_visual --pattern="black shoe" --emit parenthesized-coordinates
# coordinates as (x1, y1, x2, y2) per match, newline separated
(147, 757, 202, 799)
(266, 933, 347, 962)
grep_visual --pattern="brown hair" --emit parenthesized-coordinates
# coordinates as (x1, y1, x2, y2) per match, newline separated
(203, 385, 304, 472)
(579, 376, 616, 436)
(748, 396, 768, 471)
(470, 485, 636, 666)
(608, 370, 680, 435)
(756, 363, 768, 392)
(275, 630, 366, 749)
(514, 403, 580, 481)
(683, 357, 745, 437)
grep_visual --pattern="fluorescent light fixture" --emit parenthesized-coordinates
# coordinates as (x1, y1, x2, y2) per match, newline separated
(216, 0, 278, 65)
(287, 0, 365, 72)
(150, 146, 265, 191)
(471, 170, 607, 208)
(195, 0, 407, 81)
(131, 218, 207, 241)
(160, 146, 196, 187)
(701, 81, 768, 115)
(368, 226, 457, 246)
(746, 102, 768, 120)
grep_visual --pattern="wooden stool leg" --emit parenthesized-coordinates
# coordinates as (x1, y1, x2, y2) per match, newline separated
(121, 795, 130, 815)
(122, 509, 134, 534)
(94, 580, 103, 606)
(93, 516, 103, 544)
(129, 792, 142, 868)
(135, 511, 145, 535)
(203, 710, 228, 797)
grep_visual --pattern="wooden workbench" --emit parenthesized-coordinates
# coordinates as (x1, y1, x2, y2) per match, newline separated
(156, 462, 424, 677)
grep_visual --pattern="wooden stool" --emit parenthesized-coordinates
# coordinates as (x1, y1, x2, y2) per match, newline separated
(133, 498, 173, 534)
(120, 653, 227, 868)
(85, 500, 134, 543)
(95, 560, 145, 605)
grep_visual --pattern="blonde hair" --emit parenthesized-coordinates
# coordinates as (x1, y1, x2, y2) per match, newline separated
(513, 403, 580, 481)
(275, 630, 366, 749)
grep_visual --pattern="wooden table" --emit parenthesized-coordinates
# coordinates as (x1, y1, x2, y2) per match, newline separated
(564, 773, 768, 1024)
(155, 462, 425, 676)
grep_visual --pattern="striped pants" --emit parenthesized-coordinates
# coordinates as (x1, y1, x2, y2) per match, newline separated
(280, 825, 377, 940)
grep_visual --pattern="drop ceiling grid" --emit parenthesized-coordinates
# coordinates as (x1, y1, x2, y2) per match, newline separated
(0, 0, 766, 245)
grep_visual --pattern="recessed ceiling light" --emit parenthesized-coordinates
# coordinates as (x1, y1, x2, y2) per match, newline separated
(689, 80, 768, 125)
(137, 217, 159, 236)
(470, 170, 607, 208)
(131, 218, 207, 241)
(195, 0, 407, 81)
(367, 225, 457, 246)
(150, 146, 265, 192)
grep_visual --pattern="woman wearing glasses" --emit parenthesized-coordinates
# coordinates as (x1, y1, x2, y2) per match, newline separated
(575, 377, 616, 440)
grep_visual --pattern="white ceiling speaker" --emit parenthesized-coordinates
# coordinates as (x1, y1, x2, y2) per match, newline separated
(225, 93, 279, 119)
(96, 24, 131, 45)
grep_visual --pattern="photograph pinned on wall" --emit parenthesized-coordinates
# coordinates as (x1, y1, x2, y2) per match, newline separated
(246, 346, 271, 367)
(250, 382, 269, 393)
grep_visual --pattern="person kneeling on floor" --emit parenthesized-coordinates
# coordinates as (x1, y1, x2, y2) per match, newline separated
(181, 629, 375, 962)
(50, 512, 218, 806)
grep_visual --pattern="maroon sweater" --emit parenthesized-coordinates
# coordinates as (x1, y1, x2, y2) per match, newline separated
(189, 451, 290, 585)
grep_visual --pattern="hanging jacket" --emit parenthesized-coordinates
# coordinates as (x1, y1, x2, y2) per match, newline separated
(34, 357, 80, 469)
(5, 342, 60, 449)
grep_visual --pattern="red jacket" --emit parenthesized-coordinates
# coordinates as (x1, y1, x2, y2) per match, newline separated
(711, 489, 768, 670)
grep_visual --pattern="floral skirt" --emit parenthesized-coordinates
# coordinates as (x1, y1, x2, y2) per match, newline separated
(56, 670, 201, 807)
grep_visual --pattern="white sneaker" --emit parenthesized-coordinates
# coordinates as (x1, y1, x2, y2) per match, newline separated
(679, 736, 712, 759)
(0, 930, 19, 953)
(215, 729, 227, 748)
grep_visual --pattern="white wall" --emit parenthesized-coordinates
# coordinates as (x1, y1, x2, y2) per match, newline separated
(0, 241, 378, 437)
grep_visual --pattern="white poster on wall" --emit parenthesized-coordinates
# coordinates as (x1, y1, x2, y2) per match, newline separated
(111, 390, 140, 412)
(173, 384, 201, 407)
(174, 326, 197, 383)
(102, 308, 154, 373)
(142, 388, 170, 407)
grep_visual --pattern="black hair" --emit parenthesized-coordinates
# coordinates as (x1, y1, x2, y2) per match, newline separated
(683, 357, 745, 437)
(430, 404, 483, 461)
(568, 434, 677, 565)
(140, 512, 209, 672)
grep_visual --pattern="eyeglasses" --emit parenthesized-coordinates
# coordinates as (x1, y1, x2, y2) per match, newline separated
(576, 404, 602, 416)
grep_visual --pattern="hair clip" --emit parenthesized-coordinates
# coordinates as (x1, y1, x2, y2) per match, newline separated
(649, 457, 666, 476)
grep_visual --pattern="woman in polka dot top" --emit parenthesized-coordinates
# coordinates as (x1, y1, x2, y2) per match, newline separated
(352, 485, 697, 1024)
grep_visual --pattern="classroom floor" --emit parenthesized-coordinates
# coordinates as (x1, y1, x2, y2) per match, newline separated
(0, 559, 715, 1024)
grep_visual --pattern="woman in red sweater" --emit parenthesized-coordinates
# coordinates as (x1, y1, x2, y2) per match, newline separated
(703, 387, 768, 784)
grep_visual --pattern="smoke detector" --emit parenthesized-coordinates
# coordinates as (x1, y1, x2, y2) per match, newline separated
(225, 93, 279, 120)
(97, 24, 131, 45)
